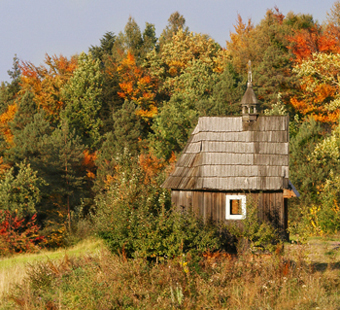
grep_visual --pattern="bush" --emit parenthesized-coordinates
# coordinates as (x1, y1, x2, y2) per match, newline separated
(95, 152, 221, 259)
(0, 210, 45, 256)
(228, 199, 282, 254)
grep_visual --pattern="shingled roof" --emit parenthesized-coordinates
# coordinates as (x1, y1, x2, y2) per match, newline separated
(162, 115, 289, 191)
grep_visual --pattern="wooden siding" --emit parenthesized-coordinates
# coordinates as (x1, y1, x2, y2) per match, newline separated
(171, 190, 287, 232)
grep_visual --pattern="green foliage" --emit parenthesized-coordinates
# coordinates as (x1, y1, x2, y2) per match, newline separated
(0, 162, 46, 217)
(159, 11, 188, 48)
(89, 31, 116, 63)
(112, 100, 143, 155)
(62, 52, 103, 149)
(142, 22, 158, 53)
(95, 152, 220, 258)
(289, 117, 325, 205)
(209, 63, 244, 115)
(228, 199, 281, 253)
(150, 99, 198, 160)
(264, 93, 287, 115)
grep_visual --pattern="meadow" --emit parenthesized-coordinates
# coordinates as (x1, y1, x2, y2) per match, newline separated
(1, 236, 340, 310)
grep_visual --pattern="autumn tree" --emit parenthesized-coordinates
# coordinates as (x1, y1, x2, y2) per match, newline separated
(117, 52, 158, 119)
(18, 54, 77, 118)
(326, 0, 340, 27)
(291, 53, 340, 123)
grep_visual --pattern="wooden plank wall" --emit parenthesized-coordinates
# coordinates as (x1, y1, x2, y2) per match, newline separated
(171, 190, 286, 231)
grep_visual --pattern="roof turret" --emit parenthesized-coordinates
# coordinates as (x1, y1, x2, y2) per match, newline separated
(241, 61, 259, 122)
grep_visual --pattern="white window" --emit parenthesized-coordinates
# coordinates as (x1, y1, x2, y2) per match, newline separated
(226, 195, 246, 220)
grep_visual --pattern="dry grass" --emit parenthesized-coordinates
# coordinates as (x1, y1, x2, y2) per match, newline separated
(1, 238, 340, 309)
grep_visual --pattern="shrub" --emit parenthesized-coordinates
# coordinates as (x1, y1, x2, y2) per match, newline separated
(228, 199, 281, 254)
(95, 152, 221, 259)
(0, 210, 44, 256)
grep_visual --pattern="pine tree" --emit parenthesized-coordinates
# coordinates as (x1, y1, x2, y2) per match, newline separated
(159, 11, 188, 48)
(112, 100, 143, 155)
(62, 52, 103, 150)
(89, 31, 116, 63)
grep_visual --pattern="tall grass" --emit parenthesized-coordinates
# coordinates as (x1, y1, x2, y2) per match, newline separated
(2, 241, 340, 309)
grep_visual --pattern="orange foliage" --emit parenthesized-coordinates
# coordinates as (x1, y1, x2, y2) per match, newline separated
(0, 157, 11, 175)
(290, 84, 340, 123)
(117, 52, 158, 119)
(227, 14, 254, 73)
(82, 150, 97, 180)
(0, 103, 18, 144)
(138, 153, 164, 185)
(288, 24, 340, 63)
(19, 54, 77, 116)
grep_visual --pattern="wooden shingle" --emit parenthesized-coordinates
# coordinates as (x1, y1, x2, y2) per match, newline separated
(162, 116, 290, 191)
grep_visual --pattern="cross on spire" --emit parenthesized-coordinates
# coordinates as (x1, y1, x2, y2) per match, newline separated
(240, 60, 259, 122)
(247, 60, 253, 87)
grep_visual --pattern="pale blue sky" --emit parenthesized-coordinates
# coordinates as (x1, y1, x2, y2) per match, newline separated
(0, 0, 337, 82)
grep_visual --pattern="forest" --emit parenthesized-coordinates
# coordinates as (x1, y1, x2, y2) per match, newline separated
(1, 2, 340, 252)
(2, 2, 340, 309)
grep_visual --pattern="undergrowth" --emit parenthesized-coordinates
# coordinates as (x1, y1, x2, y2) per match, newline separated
(2, 244, 340, 310)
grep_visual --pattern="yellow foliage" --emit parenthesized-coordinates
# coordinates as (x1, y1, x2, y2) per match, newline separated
(117, 52, 158, 120)
(0, 103, 17, 144)
(18, 54, 77, 117)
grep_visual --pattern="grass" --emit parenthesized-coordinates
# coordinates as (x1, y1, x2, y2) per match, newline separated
(2, 236, 340, 309)
(0, 238, 103, 299)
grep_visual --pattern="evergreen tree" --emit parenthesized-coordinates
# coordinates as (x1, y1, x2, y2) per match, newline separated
(159, 11, 188, 48)
(0, 55, 21, 115)
(290, 118, 326, 206)
(89, 31, 116, 63)
(42, 119, 85, 229)
(5, 111, 52, 165)
(142, 22, 158, 53)
(204, 63, 244, 116)
(112, 100, 143, 155)
(0, 161, 46, 217)
(62, 52, 103, 150)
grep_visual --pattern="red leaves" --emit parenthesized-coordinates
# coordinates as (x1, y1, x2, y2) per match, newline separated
(288, 24, 340, 63)
(0, 210, 44, 255)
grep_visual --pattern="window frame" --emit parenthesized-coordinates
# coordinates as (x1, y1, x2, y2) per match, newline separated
(225, 195, 246, 220)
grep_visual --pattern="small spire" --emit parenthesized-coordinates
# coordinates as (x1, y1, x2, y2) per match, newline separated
(247, 60, 252, 87)
(240, 60, 259, 122)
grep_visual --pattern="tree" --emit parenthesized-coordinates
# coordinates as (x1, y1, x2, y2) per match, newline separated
(117, 52, 158, 120)
(142, 22, 158, 53)
(62, 52, 103, 149)
(159, 11, 188, 48)
(290, 118, 325, 205)
(209, 63, 244, 116)
(38, 119, 86, 230)
(150, 98, 198, 160)
(112, 100, 143, 155)
(89, 31, 116, 63)
(113, 17, 143, 60)
(0, 161, 46, 217)
(291, 52, 340, 123)
(18, 54, 77, 118)
(326, 0, 340, 27)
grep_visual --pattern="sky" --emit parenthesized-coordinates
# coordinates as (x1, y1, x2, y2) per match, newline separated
(0, 0, 337, 82)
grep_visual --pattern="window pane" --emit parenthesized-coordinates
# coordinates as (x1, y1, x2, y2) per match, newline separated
(230, 199, 242, 215)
